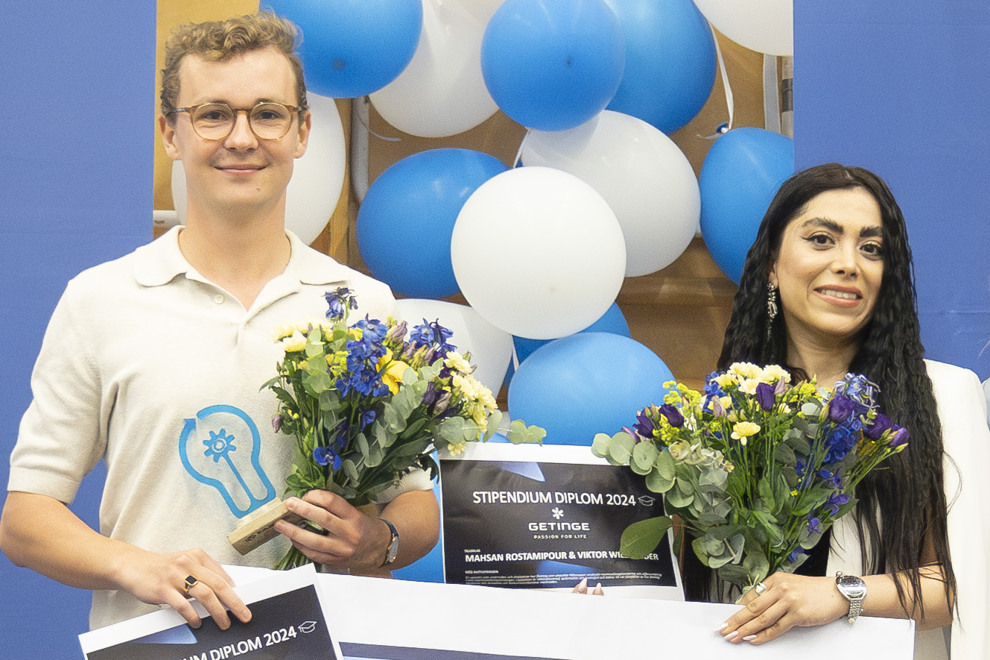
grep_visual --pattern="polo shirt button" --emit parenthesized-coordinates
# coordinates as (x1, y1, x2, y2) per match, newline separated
(213, 294, 224, 304)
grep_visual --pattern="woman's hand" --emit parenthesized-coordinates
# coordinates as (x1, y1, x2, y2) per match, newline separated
(718, 573, 847, 644)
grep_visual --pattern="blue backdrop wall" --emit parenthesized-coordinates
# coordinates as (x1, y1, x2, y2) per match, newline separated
(1, 2, 988, 658)
(0, 2, 154, 657)
(794, 2, 990, 378)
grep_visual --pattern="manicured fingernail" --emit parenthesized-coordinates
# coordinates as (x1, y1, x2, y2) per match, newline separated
(577, 578, 588, 589)
(743, 635, 757, 642)
(723, 631, 739, 641)
(715, 622, 728, 633)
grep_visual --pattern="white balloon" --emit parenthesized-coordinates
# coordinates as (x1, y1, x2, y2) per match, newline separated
(451, 167, 626, 340)
(692, 0, 793, 56)
(370, 0, 498, 138)
(521, 110, 700, 277)
(395, 298, 513, 394)
(170, 93, 346, 245)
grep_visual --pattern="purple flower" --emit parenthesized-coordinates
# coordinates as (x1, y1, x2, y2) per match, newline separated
(755, 382, 775, 411)
(828, 395, 856, 423)
(865, 412, 893, 440)
(788, 547, 808, 563)
(633, 410, 655, 437)
(807, 516, 822, 534)
(888, 426, 909, 448)
(826, 492, 850, 516)
(272, 414, 283, 433)
(658, 404, 684, 428)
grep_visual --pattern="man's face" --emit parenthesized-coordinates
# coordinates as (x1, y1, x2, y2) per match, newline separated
(160, 46, 310, 221)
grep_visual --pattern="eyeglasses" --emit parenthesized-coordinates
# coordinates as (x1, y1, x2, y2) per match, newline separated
(172, 101, 303, 141)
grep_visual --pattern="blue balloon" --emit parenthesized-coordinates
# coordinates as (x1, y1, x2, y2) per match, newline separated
(357, 149, 508, 299)
(264, 0, 422, 98)
(481, 0, 625, 131)
(699, 128, 794, 284)
(508, 333, 674, 446)
(512, 302, 631, 365)
(603, 0, 716, 134)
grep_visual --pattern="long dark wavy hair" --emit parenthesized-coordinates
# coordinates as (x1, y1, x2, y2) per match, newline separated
(689, 163, 955, 618)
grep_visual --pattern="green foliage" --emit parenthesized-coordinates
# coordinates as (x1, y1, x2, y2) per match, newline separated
(593, 363, 908, 592)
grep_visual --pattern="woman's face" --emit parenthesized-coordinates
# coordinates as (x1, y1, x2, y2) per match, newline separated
(770, 187, 885, 350)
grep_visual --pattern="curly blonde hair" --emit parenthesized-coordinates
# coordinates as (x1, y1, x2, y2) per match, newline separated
(160, 12, 307, 121)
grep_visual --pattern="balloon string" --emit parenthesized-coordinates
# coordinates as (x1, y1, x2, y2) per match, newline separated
(700, 32, 734, 139)
(512, 129, 529, 168)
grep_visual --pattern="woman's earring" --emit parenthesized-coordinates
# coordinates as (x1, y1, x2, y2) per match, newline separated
(766, 282, 778, 338)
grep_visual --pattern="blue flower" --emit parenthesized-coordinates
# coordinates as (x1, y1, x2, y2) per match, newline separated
(703, 372, 725, 398)
(360, 409, 377, 430)
(313, 445, 342, 471)
(324, 287, 357, 320)
(788, 547, 808, 563)
(824, 425, 857, 462)
(807, 516, 822, 534)
(410, 318, 456, 354)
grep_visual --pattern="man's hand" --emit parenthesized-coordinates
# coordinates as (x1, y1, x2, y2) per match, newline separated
(115, 546, 252, 629)
(274, 491, 391, 575)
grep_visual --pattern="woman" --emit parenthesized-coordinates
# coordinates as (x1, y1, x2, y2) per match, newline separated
(701, 163, 989, 658)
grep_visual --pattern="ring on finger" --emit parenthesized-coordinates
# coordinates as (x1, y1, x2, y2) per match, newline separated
(183, 575, 199, 593)
(753, 581, 768, 595)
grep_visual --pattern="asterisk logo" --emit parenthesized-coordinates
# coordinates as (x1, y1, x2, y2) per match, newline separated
(552, 507, 564, 519)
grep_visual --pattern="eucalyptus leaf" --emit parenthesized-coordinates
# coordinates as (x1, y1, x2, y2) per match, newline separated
(619, 516, 672, 559)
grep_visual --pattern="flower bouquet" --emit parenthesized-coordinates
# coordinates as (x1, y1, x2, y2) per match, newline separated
(265, 288, 545, 569)
(591, 362, 908, 594)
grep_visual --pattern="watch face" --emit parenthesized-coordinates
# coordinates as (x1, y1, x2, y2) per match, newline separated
(837, 575, 867, 599)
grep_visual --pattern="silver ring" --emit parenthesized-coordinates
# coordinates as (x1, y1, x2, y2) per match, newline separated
(753, 581, 767, 595)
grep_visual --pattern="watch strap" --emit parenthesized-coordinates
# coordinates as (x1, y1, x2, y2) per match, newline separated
(380, 518, 399, 567)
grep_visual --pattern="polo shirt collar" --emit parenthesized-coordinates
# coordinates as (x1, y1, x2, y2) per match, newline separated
(133, 226, 354, 288)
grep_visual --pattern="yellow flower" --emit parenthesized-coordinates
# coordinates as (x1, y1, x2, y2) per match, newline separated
(444, 352, 474, 375)
(380, 351, 412, 394)
(731, 421, 761, 445)
(281, 330, 307, 353)
(729, 362, 762, 380)
(738, 378, 760, 395)
(763, 364, 791, 384)
(447, 441, 467, 456)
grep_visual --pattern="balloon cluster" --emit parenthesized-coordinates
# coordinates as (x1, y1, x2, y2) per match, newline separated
(260, 0, 795, 448)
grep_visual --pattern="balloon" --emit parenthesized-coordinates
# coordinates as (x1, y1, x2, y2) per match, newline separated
(480, 0, 625, 131)
(512, 302, 631, 366)
(357, 149, 507, 299)
(520, 110, 699, 277)
(691, 0, 793, 56)
(451, 166, 626, 340)
(264, 0, 423, 98)
(699, 127, 794, 284)
(602, 0, 716, 134)
(395, 298, 514, 395)
(370, 0, 499, 138)
(171, 93, 346, 245)
(508, 333, 674, 445)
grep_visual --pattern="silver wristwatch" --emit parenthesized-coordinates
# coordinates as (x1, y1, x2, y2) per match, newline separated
(380, 518, 399, 567)
(835, 572, 867, 623)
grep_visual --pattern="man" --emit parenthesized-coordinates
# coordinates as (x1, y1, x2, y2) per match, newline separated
(0, 13, 439, 631)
